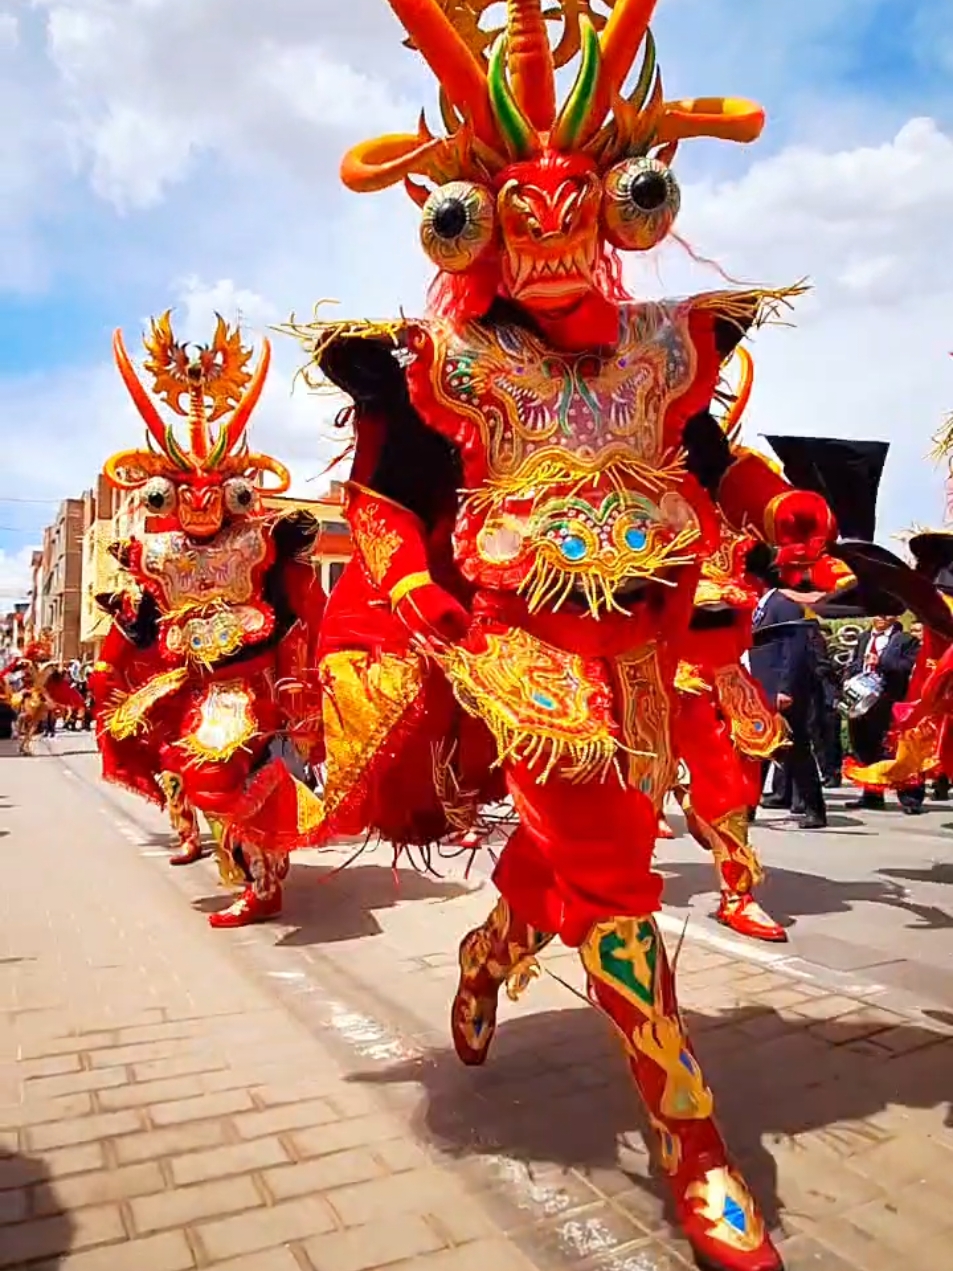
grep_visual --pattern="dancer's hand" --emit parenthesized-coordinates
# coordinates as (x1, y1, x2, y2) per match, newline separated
(394, 582, 469, 649)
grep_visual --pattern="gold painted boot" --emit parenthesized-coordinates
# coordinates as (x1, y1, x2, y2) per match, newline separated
(581, 915, 782, 1271)
(451, 897, 553, 1066)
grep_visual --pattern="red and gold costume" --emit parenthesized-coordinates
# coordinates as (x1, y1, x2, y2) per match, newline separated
(0, 631, 84, 754)
(286, 4, 839, 1267)
(90, 314, 326, 928)
(663, 352, 788, 942)
(846, 532, 953, 794)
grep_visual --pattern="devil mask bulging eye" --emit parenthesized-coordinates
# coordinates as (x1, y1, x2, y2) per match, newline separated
(420, 180, 495, 271)
(142, 477, 176, 514)
(224, 478, 256, 515)
(602, 157, 681, 251)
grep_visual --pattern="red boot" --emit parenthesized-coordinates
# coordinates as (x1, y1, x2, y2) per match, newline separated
(716, 892, 787, 943)
(581, 916, 782, 1271)
(208, 885, 282, 929)
(451, 897, 552, 1066)
(169, 836, 204, 866)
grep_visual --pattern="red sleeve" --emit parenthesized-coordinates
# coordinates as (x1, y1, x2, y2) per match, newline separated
(281, 558, 327, 628)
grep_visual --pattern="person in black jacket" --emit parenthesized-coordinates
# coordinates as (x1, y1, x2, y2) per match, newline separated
(844, 617, 921, 811)
(810, 622, 844, 786)
(750, 586, 827, 828)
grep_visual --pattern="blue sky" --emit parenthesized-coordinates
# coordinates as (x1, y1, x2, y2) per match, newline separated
(0, 0, 951, 595)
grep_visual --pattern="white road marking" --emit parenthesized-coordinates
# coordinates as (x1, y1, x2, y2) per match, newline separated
(655, 911, 887, 997)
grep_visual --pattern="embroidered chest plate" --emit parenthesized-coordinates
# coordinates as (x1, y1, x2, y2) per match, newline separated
(139, 521, 271, 611)
(430, 302, 696, 478)
(420, 305, 707, 615)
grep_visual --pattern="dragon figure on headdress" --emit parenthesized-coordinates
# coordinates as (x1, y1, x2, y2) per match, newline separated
(281, 4, 851, 1266)
(89, 313, 327, 927)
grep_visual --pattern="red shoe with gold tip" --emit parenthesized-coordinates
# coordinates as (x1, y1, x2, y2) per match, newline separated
(677, 1158, 783, 1271)
(208, 886, 282, 929)
(169, 840, 204, 866)
(716, 893, 787, 943)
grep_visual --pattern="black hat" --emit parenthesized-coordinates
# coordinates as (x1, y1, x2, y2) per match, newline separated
(907, 530, 953, 593)
(824, 540, 953, 639)
(763, 436, 889, 542)
(812, 579, 906, 620)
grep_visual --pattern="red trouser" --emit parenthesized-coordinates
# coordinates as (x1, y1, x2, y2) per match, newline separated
(492, 760, 662, 948)
(674, 691, 748, 824)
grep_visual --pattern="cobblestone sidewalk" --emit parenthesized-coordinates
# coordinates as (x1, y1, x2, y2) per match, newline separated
(2, 747, 953, 1271)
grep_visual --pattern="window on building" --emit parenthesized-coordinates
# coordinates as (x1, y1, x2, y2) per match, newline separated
(328, 561, 345, 591)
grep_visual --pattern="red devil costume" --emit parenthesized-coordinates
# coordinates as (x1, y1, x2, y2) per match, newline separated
(845, 532, 953, 795)
(665, 350, 788, 942)
(0, 631, 84, 755)
(285, 4, 842, 1267)
(90, 314, 326, 928)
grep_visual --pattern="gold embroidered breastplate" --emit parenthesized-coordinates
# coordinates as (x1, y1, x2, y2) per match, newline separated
(420, 304, 707, 615)
(137, 521, 275, 667)
(140, 521, 270, 610)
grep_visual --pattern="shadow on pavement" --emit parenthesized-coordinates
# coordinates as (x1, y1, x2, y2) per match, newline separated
(0, 1149, 76, 1263)
(195, 861, 473, 946)
(352, 1001, 952, 1234)
(880, 861, 953, 887)
(659, 860, 953, 932)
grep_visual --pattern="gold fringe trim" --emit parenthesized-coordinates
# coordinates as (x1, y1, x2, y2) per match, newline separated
(466, 448, 688, 508)
(692, 282, 810, 343)
(106, 668, 190, 740)
(441, 653, 638, 785)
(274, 303, 410, 395)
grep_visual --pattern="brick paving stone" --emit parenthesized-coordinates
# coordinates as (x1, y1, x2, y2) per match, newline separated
(232, 1096, 338, 1139)
(25, 1108, 144, 1152)
(112, 1119, 230, 1165)
(775, 1235, 859, 1271)
(325, 1167, 475, 1227)
(149, 1088, 255, 1127)
(170, 1136, 290, 1187)
(0, 1204, 126, 1269)
(384, 1238, 538, 1271)
(208, 1252, 302, 1271)
(303, 1213, 447, 1271)
(0, 1090, 94, 1128)
(3, 744, 952, 1271)
(0, 1184, 28, 1224)
(31, 1161, 166, 1215)
(45, 1230, 196, 1271)
(289, 1113, 406, 1160)
(131, 1173, 262, 1234)
(25, 1066, 127, 1099)
(196, 1196, 338, 1260)
(264, 1149, 386, 1200)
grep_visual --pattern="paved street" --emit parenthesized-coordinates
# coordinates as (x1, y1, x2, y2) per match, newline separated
(0, 734, 951, 1271)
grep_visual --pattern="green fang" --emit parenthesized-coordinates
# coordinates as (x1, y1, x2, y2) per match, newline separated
(488, 34, 535, 158)
(552, 17, 602, 150)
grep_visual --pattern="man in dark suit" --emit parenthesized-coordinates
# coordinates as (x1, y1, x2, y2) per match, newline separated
(845, 617, 921, 811)
(750, 585, 827, 828)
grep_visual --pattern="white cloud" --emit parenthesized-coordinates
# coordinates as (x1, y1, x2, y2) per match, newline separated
(625, 117, 953, 534)
(39, 0, 413, 209)
(0, 547, 35, 605)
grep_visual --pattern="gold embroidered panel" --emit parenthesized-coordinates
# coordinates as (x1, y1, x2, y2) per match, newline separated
(614, 643, 676, 807)
(140, 520, 270, 610)
(442, 626, 620, 782)
(430, 301, 697, 479)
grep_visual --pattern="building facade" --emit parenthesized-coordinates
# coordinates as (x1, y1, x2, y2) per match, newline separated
(42, 498, 86, 663)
